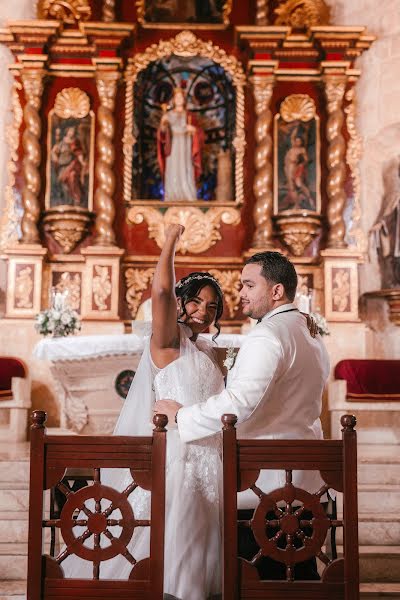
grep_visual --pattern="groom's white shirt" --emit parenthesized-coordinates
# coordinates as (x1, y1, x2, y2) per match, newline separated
(177, 303, 330, 508)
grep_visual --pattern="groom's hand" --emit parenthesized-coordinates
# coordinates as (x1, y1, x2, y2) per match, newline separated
(154, 400, 183, 428)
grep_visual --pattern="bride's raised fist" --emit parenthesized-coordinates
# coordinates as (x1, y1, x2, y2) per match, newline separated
(166, 223, 185, 240)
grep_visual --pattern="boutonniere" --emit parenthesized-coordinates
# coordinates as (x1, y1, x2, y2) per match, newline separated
(223, 346, 237, 371)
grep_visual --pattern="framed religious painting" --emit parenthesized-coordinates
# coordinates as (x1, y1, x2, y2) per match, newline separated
(124, 31, 246, 256)
(125, 32, 245, 206)
(274, 94, 321, 215)
(45, 88, 94, 211)
(136, 0, 232, 29)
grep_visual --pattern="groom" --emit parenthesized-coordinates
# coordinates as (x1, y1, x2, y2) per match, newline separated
(155, 250, 330, 578)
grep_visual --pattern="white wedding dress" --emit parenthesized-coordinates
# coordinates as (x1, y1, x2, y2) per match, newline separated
(62, 324, 225, 600)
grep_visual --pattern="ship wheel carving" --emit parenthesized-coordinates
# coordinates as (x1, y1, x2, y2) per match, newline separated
(52, 469, 149, 573)
(245, 471, 331, 570)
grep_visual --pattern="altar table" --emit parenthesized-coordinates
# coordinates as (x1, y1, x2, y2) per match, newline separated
(33, 331, 244, 434)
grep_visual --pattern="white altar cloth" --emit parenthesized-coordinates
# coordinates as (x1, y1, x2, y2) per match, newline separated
(33, 333, 145, 361)
(33, 331, 245, 361)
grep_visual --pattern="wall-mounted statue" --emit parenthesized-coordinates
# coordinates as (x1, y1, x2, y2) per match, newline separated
(371, 157, 400, 288)
(157, 86, 204, 201)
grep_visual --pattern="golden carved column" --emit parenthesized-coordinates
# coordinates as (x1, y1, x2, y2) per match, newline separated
(345, 85, 366, 253)
(94, 62, 121, 246)
(20, 63, 46, 244)
(250, 74, 276, 251)
(82, 60, 124, 322)
(102, 0, 115, 22)
(323, 71, 347, 248)
(321, 69, 364, 322)
(256, 0, 268, 25)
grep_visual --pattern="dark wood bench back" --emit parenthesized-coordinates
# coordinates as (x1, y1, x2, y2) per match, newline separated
(27, 410, 167, 600)
(222, 414, 359, 600)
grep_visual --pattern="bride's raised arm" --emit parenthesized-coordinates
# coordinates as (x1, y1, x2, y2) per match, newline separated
(150, 224, 184, 368)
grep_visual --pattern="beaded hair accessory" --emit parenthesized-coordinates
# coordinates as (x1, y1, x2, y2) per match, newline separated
(176, 274, 222, 292)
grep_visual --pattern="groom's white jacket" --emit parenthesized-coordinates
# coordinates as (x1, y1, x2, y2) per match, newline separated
(177, 303, 330, 508)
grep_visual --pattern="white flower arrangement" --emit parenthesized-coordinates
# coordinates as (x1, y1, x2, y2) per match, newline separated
(223, 346, 238, 370)
(35, 289, 81, 338)
(310, 311, 330, 336)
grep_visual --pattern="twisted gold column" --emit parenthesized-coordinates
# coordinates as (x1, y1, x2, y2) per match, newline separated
(94, 71, 120, 246)
(102, 0, 115, 22)
(324, 76, 347, 248)
(256, 0, 268, 25)
(345, 86, 366, 253)
(20, 70, 44, 244)
(250, 75, 275, 250)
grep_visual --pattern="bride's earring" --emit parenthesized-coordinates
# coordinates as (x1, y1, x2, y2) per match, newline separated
(177, 298, 183, 322)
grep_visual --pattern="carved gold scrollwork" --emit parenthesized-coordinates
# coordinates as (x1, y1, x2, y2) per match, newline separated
(37, 0, 91, 23)
(127, 206, 240, 255)
(54, 272, 82, 311)
(124, 31, 246, 205)
(274, 0, 330, 27)
(93, 265, 112, 311)
(21, 69, 45, 245)
(94, 71, 120, 246)
(15, 266, 34, 308)
(332, 268, 350, 312)
(125, 267, 155, 318)
(280, 94, 316, 123)
(209, 269, 241, 318)
(275, 213, 322, 256)
(251, 76, 275, 250)
(324, 76, 347, 248)
(54, 87, 90, 119)
(43, 208, 93, 253)
(345, 87, 367, 253)
(1, 82, 23, 251)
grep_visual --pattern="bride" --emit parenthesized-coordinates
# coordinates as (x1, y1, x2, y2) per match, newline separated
(63, 223, 225, 599)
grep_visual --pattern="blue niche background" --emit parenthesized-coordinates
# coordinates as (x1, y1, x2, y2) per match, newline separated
(133, 54, 236, 201)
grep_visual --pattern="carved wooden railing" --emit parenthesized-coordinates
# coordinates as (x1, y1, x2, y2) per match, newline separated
(27, 410, 167, 600)
(222, 413, 359, 599)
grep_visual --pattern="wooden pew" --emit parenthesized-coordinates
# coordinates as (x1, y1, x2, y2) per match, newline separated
(27, 410, 167, 600)
(222, 413, 359, 600)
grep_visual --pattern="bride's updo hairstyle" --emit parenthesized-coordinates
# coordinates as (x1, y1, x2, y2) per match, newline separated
(175, 272, 224, 339)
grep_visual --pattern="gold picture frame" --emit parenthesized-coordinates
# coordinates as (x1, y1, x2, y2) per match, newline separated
(123, 30, 246, 208)
(123, 31, 245, 254)
(45, 88, 95, 212)
(273, 94, 321, 216)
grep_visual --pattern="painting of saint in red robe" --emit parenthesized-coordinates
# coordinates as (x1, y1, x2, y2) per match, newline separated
(47, 115, 93, 209)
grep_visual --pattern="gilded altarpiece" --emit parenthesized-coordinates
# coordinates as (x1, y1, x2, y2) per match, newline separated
(0, 0, 375, 329)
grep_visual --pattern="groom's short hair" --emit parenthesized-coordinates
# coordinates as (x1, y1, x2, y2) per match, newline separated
(245, 252, 298, 302)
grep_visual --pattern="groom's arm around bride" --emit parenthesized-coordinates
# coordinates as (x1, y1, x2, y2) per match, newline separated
(155, 250, 330, 500)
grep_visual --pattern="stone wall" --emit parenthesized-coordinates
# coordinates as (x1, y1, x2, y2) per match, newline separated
(328, 0, 400, 357)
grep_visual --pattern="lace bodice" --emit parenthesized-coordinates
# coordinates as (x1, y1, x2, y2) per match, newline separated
(153, 343, 223, 407)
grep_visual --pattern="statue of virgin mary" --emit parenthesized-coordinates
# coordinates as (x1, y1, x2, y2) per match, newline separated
(157, 86, 204, 201)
